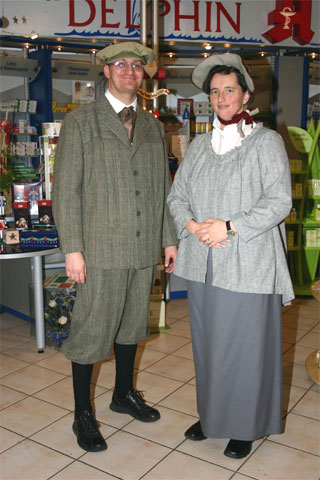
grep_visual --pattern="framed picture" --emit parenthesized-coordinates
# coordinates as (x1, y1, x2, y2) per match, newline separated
(177, 98, 194, 116)
(72, 80, 95, 104)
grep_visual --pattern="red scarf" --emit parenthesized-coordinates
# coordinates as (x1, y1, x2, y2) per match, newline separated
(218, 111, 254, 126)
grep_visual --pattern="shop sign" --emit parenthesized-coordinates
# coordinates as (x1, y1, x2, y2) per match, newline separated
(262, 0, 314, 45)
(52, 60, 104, 82)
(0, 0, 319, 47)
(0, 56, 39, 81)
(1, 0, 140, 40)
(160, 0, 319, 46)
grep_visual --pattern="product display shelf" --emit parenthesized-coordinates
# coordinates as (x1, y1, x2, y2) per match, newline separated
(1, 105, 40, 216)
(286, 118, 320, 296)
(1, 111, 39, 173)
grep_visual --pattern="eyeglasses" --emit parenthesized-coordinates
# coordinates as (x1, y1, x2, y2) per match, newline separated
(110, 60, 144, 72)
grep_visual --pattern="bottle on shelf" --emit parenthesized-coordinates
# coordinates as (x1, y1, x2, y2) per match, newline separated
(290, 208, 297, 221)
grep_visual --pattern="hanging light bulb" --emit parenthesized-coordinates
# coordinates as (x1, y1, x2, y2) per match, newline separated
(30, 31, 39, 39)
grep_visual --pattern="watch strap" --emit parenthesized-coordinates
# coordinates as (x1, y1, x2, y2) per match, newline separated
(226, 220, 235, 237)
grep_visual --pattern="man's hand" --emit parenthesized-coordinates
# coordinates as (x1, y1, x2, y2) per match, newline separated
(65, 252, 87, 284)
(164, 246, 177, 273)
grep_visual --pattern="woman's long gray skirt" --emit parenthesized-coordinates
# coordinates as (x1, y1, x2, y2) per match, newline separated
(187, 251, 283, 441)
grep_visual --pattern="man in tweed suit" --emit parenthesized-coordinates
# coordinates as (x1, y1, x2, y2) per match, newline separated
(52, 42, 177, 453)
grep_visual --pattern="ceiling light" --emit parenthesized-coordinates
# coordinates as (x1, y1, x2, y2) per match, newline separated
(204, 44, 212, 50)
(30, 31, 39, 39)
(24, 43, 30, 49)
(311, 52, 316, 59)
(169, 53, 174, 58)
(260, 52, 265, 57)
(57, 46, 62, 51)
(203, 53, 209, 58)
(224, 43, 230, 48)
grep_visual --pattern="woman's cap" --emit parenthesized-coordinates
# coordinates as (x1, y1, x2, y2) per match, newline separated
(192, 53, 255, 93)
(96, 42, 155, 65)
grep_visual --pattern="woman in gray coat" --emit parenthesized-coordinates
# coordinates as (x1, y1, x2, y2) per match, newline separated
(167, 54, 294, 459)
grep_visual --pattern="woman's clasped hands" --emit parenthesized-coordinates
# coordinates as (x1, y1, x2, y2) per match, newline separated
(186, 218, 230, 248)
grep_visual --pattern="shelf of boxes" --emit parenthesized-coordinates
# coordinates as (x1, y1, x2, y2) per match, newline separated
(0, 99, 37, 114)
(286, 120, 320, 295)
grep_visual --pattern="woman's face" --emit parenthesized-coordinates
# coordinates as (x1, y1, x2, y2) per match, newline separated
(209, 72, 250, 121)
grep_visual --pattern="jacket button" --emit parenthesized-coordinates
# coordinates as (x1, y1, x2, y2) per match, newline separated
(135, 190, 140, 196)
(133, 170, 138, 176)
(136, 231, 140, 237)
(137, 211, 141, 216)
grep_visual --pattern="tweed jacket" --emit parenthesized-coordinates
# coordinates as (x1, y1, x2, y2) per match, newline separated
(52, 95, 177, 269)
(167, 124, 295, 305)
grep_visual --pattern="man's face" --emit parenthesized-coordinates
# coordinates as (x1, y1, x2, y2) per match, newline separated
(104, 58, 144, 99)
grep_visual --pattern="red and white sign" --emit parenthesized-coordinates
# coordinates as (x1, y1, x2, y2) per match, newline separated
(1, 0, 319, 47)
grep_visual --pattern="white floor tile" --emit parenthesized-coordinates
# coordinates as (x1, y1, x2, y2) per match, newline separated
(1, 298, 319, 480)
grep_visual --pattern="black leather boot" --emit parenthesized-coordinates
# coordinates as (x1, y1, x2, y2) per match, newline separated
(224, 439, 252, 458)
(72, 410, 107, 452)
(184, 420, 207, 441)
(110, 388, 160, 422)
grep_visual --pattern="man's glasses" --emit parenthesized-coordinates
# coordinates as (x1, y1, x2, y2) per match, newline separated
(110, 61, 144, 72)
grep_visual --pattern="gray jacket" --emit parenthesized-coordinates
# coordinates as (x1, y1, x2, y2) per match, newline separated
(167, 124, 294, 305)
(52, 95, 177, 269)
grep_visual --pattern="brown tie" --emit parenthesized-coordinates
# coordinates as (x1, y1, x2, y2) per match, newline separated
(118, 106, 137, 143)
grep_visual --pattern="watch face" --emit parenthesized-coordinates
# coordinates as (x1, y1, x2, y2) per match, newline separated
(227, 230, 235, 237)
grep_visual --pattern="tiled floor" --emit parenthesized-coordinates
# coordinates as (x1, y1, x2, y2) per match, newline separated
(0, 297, 319, 480)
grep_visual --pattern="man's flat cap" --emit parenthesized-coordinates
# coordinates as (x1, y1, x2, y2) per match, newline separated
(192, 53, 255, 93)
(96, 41, 155, 65)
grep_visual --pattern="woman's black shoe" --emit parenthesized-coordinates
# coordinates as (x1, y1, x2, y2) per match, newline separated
(72, 410, 107, 452)
(224, 439, 252, 459)
(184, 421, 207, 441)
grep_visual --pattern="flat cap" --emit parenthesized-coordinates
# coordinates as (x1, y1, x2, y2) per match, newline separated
(192, 53, 255, 93)
(96, 41, 155, 65)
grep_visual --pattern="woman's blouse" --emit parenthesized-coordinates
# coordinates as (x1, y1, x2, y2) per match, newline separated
(211, 115, 256, 154)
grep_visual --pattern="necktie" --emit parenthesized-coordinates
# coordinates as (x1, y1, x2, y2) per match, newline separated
(118, 106, 137, 143)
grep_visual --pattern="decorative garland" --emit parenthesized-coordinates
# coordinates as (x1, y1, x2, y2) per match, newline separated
(137, 88, 170, 99)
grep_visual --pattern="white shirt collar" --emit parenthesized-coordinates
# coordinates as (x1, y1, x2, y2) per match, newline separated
(105, 89, 137, 114)
(211, 112, 256, 155)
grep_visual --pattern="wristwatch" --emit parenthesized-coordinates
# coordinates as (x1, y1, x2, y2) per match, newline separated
(226, 220, 236, 237)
